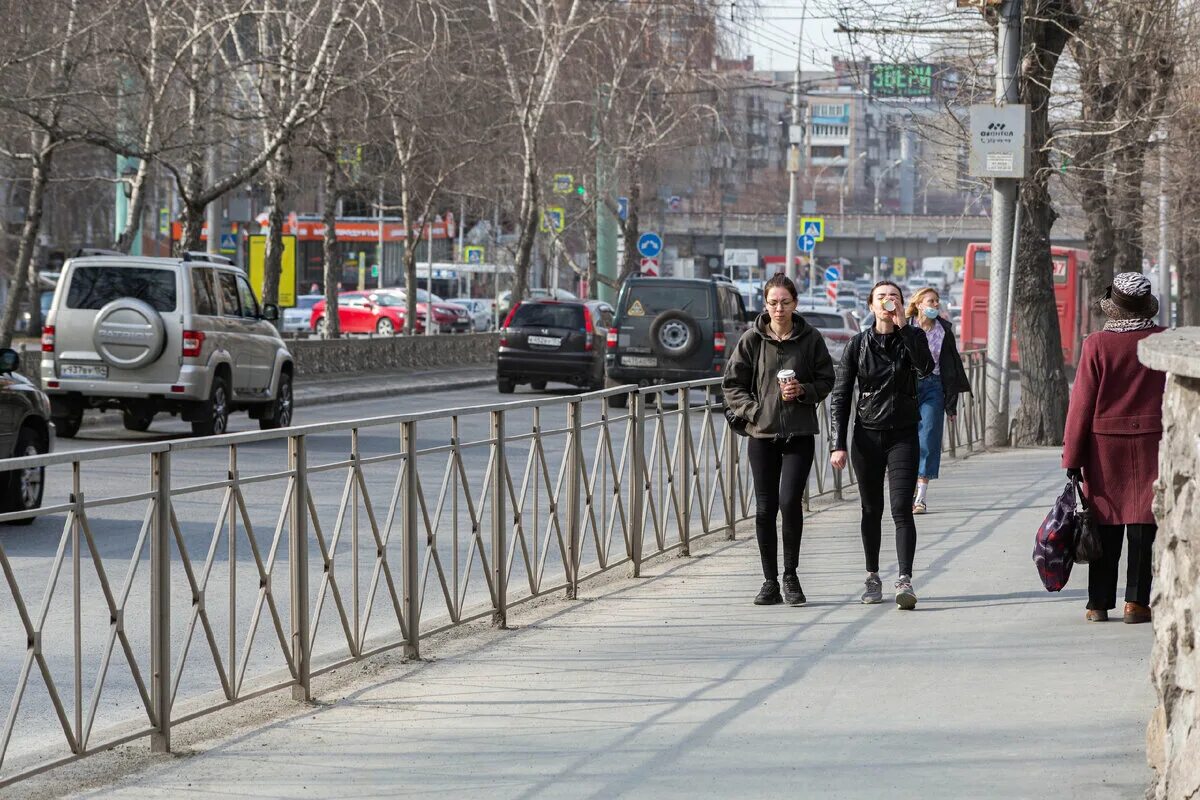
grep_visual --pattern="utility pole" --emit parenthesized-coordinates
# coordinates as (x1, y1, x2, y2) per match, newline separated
(782, 2, 808, 282)
(1158, 132, 1171, 327)
(985, 0, 1021, 447)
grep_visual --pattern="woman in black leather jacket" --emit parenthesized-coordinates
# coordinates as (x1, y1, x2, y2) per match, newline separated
(829, 281, 934, 610)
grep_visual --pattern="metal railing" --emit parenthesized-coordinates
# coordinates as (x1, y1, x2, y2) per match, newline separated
(0, 353, 986, 785)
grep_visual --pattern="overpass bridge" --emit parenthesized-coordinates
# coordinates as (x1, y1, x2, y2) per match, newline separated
(661, 212, 1088, 272)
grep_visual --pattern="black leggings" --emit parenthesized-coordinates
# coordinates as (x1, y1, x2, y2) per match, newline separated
(850, 425, 920, 576)
(1087, 524, 1156, 611)
(747, 435, 815, 580)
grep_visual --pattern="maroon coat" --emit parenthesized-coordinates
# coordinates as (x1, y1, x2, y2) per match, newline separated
(1062, 327, 1166, 525)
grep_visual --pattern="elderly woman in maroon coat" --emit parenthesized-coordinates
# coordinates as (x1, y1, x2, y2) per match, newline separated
(1063, 272, 1166, 624)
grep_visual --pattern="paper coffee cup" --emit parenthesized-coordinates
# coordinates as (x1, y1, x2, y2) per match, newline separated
(777, 369, 795, 384)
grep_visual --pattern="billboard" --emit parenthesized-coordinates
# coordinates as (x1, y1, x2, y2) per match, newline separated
(870, 63, 935, 98)
(248, 234, 298, 308)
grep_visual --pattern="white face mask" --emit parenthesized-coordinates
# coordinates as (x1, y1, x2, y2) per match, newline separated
(922, 307, 940, 320)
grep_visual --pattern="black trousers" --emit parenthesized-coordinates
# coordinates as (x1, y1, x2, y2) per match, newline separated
(850, 425, 920, 576)
(747, 435, 815, 580)
(1087, 523, 1156, 611)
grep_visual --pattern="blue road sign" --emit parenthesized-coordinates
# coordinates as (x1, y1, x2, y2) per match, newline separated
(637, 232, 663, 258)
(824, 265, 841, 283)
(798, 234, 816, 253)
(219, 233, 237, 251)
(617, 196, 628, 221)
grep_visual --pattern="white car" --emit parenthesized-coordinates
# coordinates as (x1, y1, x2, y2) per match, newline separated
(798, 305, 860, 362)
(283, 295, 323, 334)
(447, 298, 494, 331)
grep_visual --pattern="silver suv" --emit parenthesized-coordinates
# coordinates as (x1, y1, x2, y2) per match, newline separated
(41, 253, 294, 437)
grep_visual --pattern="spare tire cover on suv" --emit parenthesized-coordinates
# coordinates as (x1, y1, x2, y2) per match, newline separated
(650, 309, 701, 359)
(92, 298, 167, 369)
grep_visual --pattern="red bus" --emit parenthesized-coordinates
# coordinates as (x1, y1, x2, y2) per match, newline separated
(960, 243, 1091, 366)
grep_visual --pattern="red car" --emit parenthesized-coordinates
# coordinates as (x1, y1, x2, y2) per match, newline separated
(309, 291, 423, 336)
(377, 289, 471, 333)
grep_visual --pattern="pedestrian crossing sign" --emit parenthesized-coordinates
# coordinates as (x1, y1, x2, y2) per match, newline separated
(800, 217, 825, 243)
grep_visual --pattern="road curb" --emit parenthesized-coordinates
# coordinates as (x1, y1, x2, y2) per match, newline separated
(293, 375, 496, 408)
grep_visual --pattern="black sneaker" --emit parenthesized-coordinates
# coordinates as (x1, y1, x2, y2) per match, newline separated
(781, 573, 806, 606)
(754, 579, 783, 605)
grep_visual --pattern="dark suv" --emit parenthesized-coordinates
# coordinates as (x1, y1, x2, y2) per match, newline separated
(497, 299, 612, 393)
(604, 276, 750, 407)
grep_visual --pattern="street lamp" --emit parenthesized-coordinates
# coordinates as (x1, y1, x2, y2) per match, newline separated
(873, 158, 903, 215)
(840, 151, 869, 215)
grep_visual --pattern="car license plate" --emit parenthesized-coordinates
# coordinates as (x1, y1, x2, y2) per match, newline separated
(528, 335, 561, 347)
(60, 363, 108, 379)
(622, 355, 657, 367)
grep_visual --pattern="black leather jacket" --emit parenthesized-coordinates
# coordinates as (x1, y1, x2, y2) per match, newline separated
(830, 324, 935, 451)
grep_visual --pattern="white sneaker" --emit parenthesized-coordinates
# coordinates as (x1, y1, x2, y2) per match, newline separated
(895, 576, 917, 610)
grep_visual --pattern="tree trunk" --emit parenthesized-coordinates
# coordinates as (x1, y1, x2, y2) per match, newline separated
(510, 146, 539, 305)
(178, 202, 206, 253)
(0, 155, 52, 348)
(1011, 0, 1078, 447)
(116, 160, 150, 254)
(621, 157, 642, 280)
(1180, 228, 1200, 326)
(321, 150, 341, 339)
(1111, 143, 1148, 274)
(263, 142, 292, 307)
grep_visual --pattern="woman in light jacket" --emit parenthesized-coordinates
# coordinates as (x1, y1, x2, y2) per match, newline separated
(905, 287, 972, 514)
(1063, 272, 1166, 624)
(723, 273, 836, 607)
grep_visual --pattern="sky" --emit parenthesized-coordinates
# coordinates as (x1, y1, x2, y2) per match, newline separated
(722, 2, 844, 73)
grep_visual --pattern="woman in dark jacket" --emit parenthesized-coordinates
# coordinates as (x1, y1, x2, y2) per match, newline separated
(829, 281, 934, 610)
(1063, 272, 1166, 624)
(905, 287, 972, 514)
(723, 273, 836, 607)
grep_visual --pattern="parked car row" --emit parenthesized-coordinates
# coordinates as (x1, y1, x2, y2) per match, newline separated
(498, 276, 867, 397)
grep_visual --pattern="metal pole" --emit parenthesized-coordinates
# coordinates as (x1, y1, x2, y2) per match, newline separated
(723, 409, 737, 541)
(493, 201, 501, 329)
(872, 254, 880, 285)
(986, 0, 1022, 447)
(782, 2, 809, 282)
(402, 421, 420, 658)
(150, 450, 171, 752)
(289, 435, 310, 700)
(425, 218, 435, 336)
(678, 388, 691, 556)
(1159, 134, 1171, 327)
(567, 400, 582, 599)
(998, 192, 1022, 422)
(491, 410, 507, 627)
(630, 391, 645, 576)
(377, 184, 385, 287)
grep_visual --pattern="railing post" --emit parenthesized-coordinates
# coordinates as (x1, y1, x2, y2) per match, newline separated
(150, 449, 171, 753)
(402, 420, 420, 659)
(567, 400, 582, 600)
(289, 434, 310, 701)
(630, 390, 645, 577)
(491, 410, 507, 627)
(679, 387, 691, 556)
(723, 399, 737, 541)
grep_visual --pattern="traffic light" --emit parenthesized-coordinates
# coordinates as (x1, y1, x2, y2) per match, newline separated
(575, 183, 586, 199)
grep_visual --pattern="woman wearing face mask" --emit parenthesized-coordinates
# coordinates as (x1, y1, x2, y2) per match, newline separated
(829, 281, 934, 609)
(906, 288, 972, 514)
(724, 273, 836, 606)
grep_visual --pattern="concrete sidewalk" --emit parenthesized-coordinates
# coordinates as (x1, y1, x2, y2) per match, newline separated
(61, 448, 1155, 799)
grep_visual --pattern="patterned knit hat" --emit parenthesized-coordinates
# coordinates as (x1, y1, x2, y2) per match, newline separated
(1100, 272, 1159, 320)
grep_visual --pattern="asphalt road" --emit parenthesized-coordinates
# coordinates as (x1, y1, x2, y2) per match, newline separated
(0, 382, 735, 772)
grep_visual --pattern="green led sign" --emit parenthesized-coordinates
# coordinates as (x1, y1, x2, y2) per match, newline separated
(870, 63, 935, 98)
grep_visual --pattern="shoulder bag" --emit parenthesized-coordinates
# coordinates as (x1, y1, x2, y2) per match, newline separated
(1071, 475, 1104, 564)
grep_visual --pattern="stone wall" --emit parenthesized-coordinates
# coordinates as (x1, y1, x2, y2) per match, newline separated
(1138, 328, 1200, 800)
(14, 333, 499, 388)
(289, 332, 498, 377)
